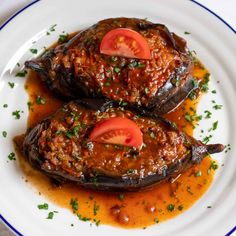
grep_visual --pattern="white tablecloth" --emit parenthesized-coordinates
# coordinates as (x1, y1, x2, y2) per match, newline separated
(0, 0, 235, 235)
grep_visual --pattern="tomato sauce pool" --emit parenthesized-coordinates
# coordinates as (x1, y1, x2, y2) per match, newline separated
(14, 58, 216, 228)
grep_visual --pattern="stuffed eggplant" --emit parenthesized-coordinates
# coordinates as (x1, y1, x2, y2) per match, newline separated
(23, 99, 224, 191)
(25, 17, 195, 115)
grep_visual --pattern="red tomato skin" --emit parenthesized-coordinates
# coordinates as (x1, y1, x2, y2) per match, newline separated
(100, 28, 151, 59)
(89, 117, 143, 148)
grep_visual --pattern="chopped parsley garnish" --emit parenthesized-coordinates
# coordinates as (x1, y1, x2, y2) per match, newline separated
(77, 213, 91, 221)
(8, 152, 16, 161)
(211, 90, 216, 94)
(204, 110, 212, 119)
(154, 218, 159, 224)
(27, 101, 33, 111)
(167, 204, 175, 212)
(93, 202, 100, 216)
(3, 104, 8, 108)
(2, 131, 7, 138)
(213, 104, 223, 110)
(114, 67, 121, 73)
(70, 198, 79, 213)
(195, 170, 202, 177)
(58, 34, 69, 43)
(192, 78, 198, 88)
(202, 135, 212, 144)
(104, 82, 111, 87)
(15, 70, 27, 77)
(30, 48, 38, 54)
(65, 124, 81, 138)
(12, 110, 21, 119)
(47, 24, 57, 35)
(47, 212, 55, 219)
(207, 161, 218, 174)
(188, 91, 197, 100)
(8, 82, 15, 88)
(117, 193, 124, 201)
(212, 121, 218, 131)
(127, 169, 135, 174)
(199, 73, 210, 92)
(207, 206, 212, 209)
(93, 219, 101, 226)
(36, 96, 46, 105)
(16, 62, 20, 67)
(184, 31, 191, 35)
(37, 203, 49, 210)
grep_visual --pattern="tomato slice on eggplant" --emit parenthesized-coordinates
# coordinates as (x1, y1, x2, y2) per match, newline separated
(89, 117, 143, 148)
(100, 28, 151, 59)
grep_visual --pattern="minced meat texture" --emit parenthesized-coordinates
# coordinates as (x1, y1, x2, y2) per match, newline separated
(38, 101, 190, 179)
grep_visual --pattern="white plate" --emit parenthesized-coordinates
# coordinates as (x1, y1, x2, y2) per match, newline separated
(0, 0, 235, 235)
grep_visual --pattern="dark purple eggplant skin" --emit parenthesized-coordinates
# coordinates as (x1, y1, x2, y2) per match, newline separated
(25, 17, 195, 115)
(23, 99, 224, 191)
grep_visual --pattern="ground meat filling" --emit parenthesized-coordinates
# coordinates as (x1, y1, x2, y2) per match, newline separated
(53, 17, 192, 106)
(38, 102, 190, 179)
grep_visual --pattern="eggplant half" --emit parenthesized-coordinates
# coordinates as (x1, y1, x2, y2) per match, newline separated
(23, 99, 224, 191)
(25, 17, 195, 115)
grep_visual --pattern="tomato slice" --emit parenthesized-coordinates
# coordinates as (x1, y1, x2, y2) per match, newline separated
(89, 117, 143, 148)
(100, 28, 151, 59)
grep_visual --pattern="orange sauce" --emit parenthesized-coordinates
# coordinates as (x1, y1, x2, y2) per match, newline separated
(15, 59, 216, 228)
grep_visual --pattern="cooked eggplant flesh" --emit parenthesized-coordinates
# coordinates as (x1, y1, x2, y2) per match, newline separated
(23, 99, 224, 191)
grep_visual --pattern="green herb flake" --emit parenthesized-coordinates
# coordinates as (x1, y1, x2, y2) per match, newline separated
(207, 161, 218, 174)
(8, 82, 15, 88)
(77, 213, 91, 222)
(37, 203, 49, 210)
(114, 67, 121, 73)
(204, 110, 212, 119)
(15, 70, 27, 77)
(167, 204, 175, 212)
(93, 202, 100, 216)
(212, 121, 218, 131)
(27, 101, 33, 111)
(127, 169, 135, 174)
(207, 206, 212, 209)
(2, 131, 7, 138)
(199, 73, 210, 92)
(3, 104, 8, 108)
(211, 90, 217, 94)
(49, 24, 57, 31)
(117, 193, 125, 201)
(12, 110, 21, 119)
(16, 63, 20, 67)
(104, 82, 111, 87)
(70, 198, 79, 213)
(8, 152, 16, 161)
(184, 31, 191, 35)
(46, 212, 54, 219)
(213, 104, 223, 110)
(36, 96, 46, 105)
(154, 218, 159, 224)
(30, 48, 38, 54)
(58, 34, 69, 43)
(94, 219, 101, 226)
(202, 135, 212, 144)
(195, 170, 202, 177)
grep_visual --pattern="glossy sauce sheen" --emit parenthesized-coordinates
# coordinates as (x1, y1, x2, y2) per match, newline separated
(16, 59, 215, 228)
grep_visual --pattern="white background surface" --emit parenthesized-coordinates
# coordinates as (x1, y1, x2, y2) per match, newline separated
(0, 0, 235, 235)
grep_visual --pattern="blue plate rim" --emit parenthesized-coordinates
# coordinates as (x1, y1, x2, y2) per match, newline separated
(0, 0, 235, 235)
